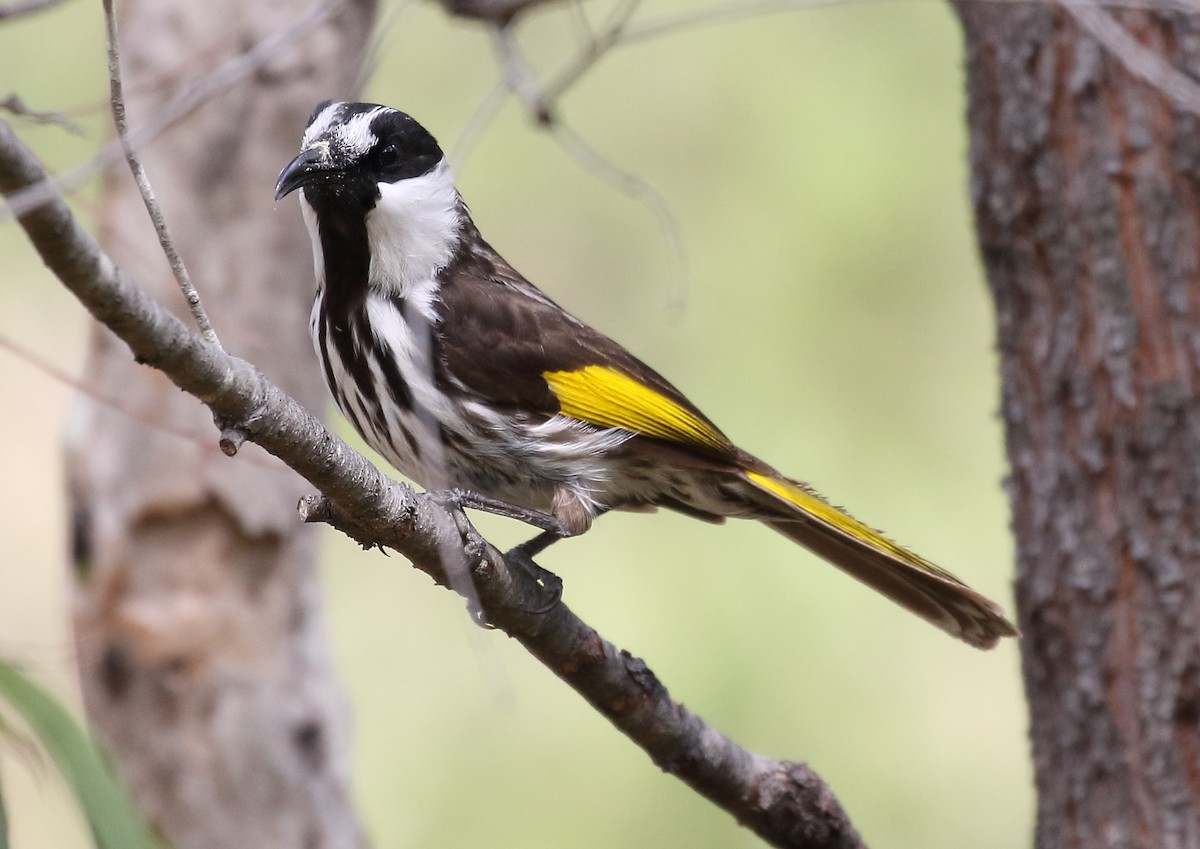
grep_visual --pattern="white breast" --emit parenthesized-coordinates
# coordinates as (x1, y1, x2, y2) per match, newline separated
(364, 160, 462, 318)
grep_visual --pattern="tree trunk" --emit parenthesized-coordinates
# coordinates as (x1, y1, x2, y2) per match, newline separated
(956, 5, 1200, 848)
(66, 1, 374, 846)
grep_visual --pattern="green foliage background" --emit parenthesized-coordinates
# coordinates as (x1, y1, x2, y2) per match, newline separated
(0, 0, 1031, 846)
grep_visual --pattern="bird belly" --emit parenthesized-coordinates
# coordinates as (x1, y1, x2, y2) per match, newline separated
(312, 293, 636, 519)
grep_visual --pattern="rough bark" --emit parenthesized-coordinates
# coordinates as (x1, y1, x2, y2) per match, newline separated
(64, 1, 375, 847)
(956, 5, 1200, 848)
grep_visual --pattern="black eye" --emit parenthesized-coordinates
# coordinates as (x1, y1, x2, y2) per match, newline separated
(377, 143, 400, 169)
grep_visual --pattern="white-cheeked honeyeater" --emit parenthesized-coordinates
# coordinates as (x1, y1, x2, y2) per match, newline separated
(275, 101, 1018, 650)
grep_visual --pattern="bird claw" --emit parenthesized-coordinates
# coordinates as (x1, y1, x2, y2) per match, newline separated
(505, 541, 564, 615)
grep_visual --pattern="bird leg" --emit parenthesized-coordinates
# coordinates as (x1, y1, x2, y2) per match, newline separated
(502, 503, 616, 612)
(425, 488, 571, 535)
(424, 489, 569, 614)
(428, 489, 614, 615)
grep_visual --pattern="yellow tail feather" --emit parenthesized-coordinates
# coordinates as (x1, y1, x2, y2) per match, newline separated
(744, 470, 1018, 649)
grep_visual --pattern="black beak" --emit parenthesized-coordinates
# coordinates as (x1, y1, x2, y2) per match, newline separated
(275, 148, 331, 200)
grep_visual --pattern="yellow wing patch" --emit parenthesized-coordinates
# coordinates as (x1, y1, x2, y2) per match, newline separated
(543, 365, 730, 452)
(744, 470, 964, 584)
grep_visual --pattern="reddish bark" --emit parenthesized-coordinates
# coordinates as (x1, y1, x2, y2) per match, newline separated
(957, 6, 1200, 847)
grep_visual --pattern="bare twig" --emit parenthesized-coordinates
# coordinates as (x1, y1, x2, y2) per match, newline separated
(487, 0, 640, 123)
(1, 116, 865, 849)
(0, 95, 84, 135)
(566, 0, 595, 43)
(538, 0, 641, 113)
(550, 121, 691, 315)
(623, 0, 874, 44)
(1, 0, 346, 223)
(488, 24, 690, 312)
(1062, 0, 1200, 115)
(0, 0, 67, 20)
(490, 24, 549, 122)
(449, 79, 511, 169)
(0, 333, 287, 471)
(624, 0, 1200, 44)
(101, 0, 219, 349)
(450, 0, 1200, 129)
(351, 0, 419, 99)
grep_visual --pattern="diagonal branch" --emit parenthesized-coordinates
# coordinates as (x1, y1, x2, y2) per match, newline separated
(0, 118, 864, 849)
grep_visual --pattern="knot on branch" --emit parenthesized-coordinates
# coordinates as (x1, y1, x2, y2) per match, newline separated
(752, 762, 865, 849)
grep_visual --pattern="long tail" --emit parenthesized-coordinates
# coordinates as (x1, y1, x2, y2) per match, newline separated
(742, 469, 1018, 649)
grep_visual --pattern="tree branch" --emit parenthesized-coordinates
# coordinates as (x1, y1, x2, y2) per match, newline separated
(0, 118, 864, 849)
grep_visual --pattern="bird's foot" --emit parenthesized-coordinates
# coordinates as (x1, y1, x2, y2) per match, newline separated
(504, 536, 565, 615)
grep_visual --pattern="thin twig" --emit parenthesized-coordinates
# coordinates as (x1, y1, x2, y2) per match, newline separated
(449, 79, 511, 170)
(487, 0, 641, 122)
(1062, 0, 1200, 115)
(537, 0, 641, 112)
(0, 334, 287, 471)
(351, 0, 420, 99)
(101, 0, 219, 349)
(624, 0, 1200, 44)
(550, 121, 691, 316)
(476, 0, 1197, 91)
(566, 0, 595, 44)
(0, 0, 67, 20)
(490, 24, 549, 122)
(489, 24, 691, 313)
(623, 0, 878, 44)
(0, 95, 85, 135)
(1, 0, 346, 223)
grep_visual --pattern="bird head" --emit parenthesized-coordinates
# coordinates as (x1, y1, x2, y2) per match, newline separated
(275, 101, 446, 210)
(276, 102, 463, 291)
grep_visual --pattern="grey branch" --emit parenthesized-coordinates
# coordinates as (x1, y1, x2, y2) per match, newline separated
(0, 118, 864, 849)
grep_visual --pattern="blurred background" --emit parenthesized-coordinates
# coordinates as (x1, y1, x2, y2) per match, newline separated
(0, 0, 1031, 846)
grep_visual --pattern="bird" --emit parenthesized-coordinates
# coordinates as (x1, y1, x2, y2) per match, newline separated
(275, 100, 1018, 649)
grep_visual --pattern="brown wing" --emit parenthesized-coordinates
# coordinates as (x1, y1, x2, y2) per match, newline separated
(435, 237, 738, 461)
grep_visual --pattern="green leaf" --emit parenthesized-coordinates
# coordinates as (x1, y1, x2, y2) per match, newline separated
(1, 762, 9, 849)
(0, 661, 152, 849)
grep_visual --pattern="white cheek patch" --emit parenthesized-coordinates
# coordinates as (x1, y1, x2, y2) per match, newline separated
(365, 160, 461, 302)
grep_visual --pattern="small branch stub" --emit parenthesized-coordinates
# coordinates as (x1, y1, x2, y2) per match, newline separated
(218, 425, 247, 455)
